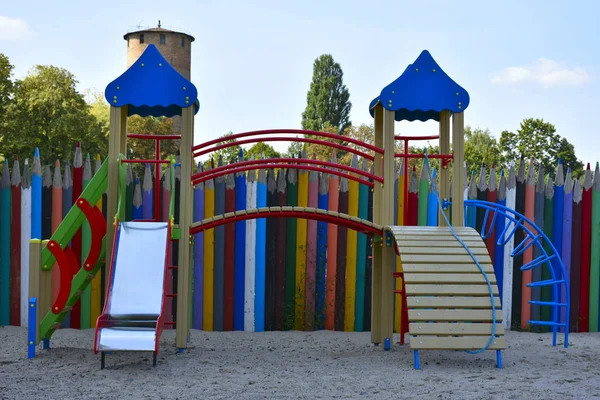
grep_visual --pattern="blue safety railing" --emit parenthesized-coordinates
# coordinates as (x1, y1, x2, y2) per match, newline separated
(457, 199, 570, 348)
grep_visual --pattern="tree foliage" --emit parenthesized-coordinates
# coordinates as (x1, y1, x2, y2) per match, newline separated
(245, 142, 281, 160)
(500, 118, 583, 176)
(0, 64, 107, 163)
(0, 54, 15, 162)
(0, 54, 14, 127)
(464, 126, 505, 173)
(301, 54, 352, 134)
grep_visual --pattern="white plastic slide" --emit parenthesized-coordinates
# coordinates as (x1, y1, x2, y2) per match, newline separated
(94, 221, 170, 369)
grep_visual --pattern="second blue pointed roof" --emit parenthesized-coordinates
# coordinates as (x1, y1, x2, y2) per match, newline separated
(369, 50, 469, 122)
(105, 44, 199, 118)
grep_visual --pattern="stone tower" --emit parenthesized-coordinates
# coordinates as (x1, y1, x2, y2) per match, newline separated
(124, 21, 195, 131)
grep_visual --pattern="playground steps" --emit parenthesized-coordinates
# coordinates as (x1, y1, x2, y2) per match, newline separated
(36, 159, 109, 341)
(389, 226, 505, 368)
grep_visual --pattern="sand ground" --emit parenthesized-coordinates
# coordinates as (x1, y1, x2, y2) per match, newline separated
(0, 326, 599, 399)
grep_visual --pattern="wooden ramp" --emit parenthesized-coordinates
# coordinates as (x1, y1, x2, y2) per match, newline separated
(388, 226, 506, 369)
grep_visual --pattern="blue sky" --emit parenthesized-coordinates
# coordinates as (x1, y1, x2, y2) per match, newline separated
(1, 0, 598, 167)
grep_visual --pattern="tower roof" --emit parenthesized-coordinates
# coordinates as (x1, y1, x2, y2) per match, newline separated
(105, 44, 199, 117)
(369, 50, 469, 122)
(124, 23, 195, 42)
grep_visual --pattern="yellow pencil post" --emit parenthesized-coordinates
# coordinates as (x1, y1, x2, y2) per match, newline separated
(295, 150, 309, 330)
(344, 155, 359, 331)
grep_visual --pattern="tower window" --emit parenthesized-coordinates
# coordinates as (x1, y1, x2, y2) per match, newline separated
(181, 36, 185, 47)
(140, 34, 145, 43)
(160, 34, 166, 44)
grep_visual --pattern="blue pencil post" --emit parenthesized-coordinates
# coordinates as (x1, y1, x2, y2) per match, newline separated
(28, 298, 37, 358)
(132, 177, 143, 220)
(234, 149, 246, 331)
(255, 168, 267, 332)
(316, 173, 328, 329)
(427, 168, 438, 226)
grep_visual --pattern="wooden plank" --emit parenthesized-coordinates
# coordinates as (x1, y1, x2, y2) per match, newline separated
(390, 227, 480, 235)
(410, 336, 506, 350)
(401, 263, 494, 273)
(406, 284, 499, 296)
(400, 254, 492, 264)
(397, 246, 490, 255)
(408, 309, 503, 322)
(409, 322, 505, 336)
(407, 296, 502, 309)
(396, 239, 487, 248)
(395, 236, 484, 243)
(404, 273, 497, 284)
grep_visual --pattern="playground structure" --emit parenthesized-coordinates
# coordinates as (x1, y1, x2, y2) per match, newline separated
(23, 45, 571, 369)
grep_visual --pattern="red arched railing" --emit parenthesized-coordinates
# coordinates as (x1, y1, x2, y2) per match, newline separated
(190, 209, 382, 236)
(194, 163, 374, 187)
(193, 129, 382, 161)
(193, 158, 381, 186)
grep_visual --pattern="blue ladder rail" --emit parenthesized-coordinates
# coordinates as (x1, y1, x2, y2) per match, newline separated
(461, 199, 570, 348)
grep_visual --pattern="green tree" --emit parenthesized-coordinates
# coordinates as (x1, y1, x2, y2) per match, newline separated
(205, 132, 242, 167)
(464, 126, 505, 172)
(283, 140, 303, 159)
(0, 53, 15, 162)
(85, 88, 110, 136)
(301, 54, 352, 134)
(1, 65, 107, 163)
(246, 142, 281, 159)
(500, 118, 583, 176)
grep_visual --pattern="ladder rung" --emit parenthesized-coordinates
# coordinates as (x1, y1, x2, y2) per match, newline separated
(528, 320, 567, 327)
(527, 279, 566, 287)
(529, 300, 568, 307)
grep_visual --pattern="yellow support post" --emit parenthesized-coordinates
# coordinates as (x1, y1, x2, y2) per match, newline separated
(371, 104, 383, 344)
(176, 106, 194, 349)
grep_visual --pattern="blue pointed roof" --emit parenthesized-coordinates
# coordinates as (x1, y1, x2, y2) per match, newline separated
(105, 44, 199, 118)
(369, 50, 469, 122)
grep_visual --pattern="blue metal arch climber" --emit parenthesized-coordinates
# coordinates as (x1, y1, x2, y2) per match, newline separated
(462, 199, 570, 347)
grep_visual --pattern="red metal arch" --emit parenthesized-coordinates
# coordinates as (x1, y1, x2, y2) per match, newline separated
(190, 211, 382, 237)
(193, 129, 383, 154)
(193, 159, 380, 187)
(194, 136, 375, 162)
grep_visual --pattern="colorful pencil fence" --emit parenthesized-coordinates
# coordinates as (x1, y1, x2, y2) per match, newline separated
(1, 144, 600, 335)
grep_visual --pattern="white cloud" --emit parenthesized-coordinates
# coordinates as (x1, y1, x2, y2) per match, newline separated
(491, 58, 590, 87)
(0, 16, 34, 41)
